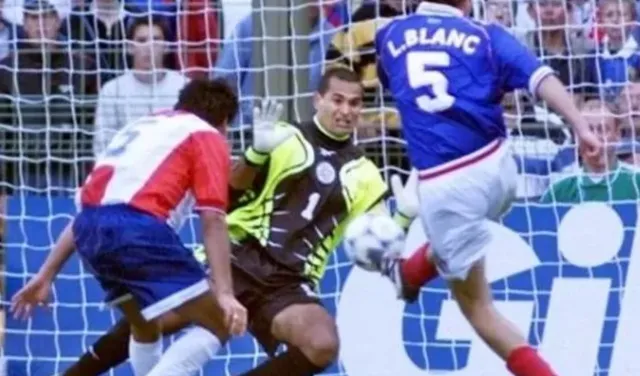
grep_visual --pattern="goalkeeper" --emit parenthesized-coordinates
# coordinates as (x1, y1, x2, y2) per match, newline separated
(63, 66, 419, 376)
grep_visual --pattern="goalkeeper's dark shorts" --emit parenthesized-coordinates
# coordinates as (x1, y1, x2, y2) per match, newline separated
(230, 239, 322, 356)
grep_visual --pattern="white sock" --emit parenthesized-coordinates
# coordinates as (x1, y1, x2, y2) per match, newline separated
(0, 353, 6, 376)
(146, 326, 221, 376)
(129, 336, 163, 376)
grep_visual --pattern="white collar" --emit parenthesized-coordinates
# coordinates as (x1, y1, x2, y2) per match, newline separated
(577, 160, 623, 186)
(603, 35, 638, 59)
(416, 2, 464, 17)
(91, 1, 126, 21)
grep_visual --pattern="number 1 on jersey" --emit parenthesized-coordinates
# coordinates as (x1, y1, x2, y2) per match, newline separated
(407, 51, 455, 113)
(301, 192, 321, 220)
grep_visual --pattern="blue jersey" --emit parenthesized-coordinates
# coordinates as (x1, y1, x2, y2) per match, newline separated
(375, 3, 553, 169)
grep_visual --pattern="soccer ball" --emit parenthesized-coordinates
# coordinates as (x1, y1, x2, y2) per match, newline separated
(343, 213, 406, 271)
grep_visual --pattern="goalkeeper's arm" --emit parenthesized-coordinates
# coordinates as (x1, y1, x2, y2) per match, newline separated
(230, 149, 268, 191)
(368, 200, 414, 231)
(230, 100, 293, 198)
(388, 169, 419, 231)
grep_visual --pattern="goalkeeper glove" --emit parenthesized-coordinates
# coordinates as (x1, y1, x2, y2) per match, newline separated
(244, 99, 295, 166)
(390, 169, 420, 230)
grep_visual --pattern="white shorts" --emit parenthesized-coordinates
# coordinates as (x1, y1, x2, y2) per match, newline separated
(417, 139, 517, 280)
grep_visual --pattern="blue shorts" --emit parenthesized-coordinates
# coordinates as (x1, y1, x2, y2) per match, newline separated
(73, 204, 209, 321)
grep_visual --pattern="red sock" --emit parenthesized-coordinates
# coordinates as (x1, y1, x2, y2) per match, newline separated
(400, 243, 438, 287)
(506, 346, 556, 376)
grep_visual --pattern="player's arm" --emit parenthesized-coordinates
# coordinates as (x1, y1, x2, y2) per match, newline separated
(189, 130, 234, 294)
(229, 153, 266, 191)
(535, 75, 592, 136)
(200, 210, 233, 294)
(489, 24, 599, 150)
(36, 221, 76, 281)
(10, 220, 75, 319)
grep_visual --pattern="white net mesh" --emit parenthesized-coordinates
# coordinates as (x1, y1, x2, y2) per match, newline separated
(2, 0, 639, 375)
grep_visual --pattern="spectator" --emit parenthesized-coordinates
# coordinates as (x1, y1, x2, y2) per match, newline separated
(126, 0, 178, 45)
(62, 0, 141, 86)
(0, 0, 98, 192)
(0, 0, 22, 61)
(482, 0, 515, 26)
(213, 4, 334, 127)
(326, 0, 416, 170)
(349, 0, 407, 22)
(177, 0, 220, 79)
(126, 0, 174, 14)
(516, 0, 589, 142)
(326, 0, 410, 131)
(585, 0, 640, 102)
(481, 0, 524, 41)
(616, 137, 640, 166)
(619, 81, 640, 130)
(511, 140, 576, 199)
(540, 99, 640, 203)
(93, 15, 189, 157)
(572, 0, 596, 40)
(616, 82, 640, 165)
(325, 0, 353, 27)
(526, 0, 590, 99)
(218, 0, 250, 39)
(478, 0, 529, 117)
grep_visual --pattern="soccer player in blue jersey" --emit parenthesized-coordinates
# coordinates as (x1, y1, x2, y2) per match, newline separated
(374, 1, 602, 375)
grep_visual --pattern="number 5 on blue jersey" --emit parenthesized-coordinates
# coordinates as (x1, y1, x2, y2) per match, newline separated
(374, 8, 554, 169)
(407, 51, 455, 112)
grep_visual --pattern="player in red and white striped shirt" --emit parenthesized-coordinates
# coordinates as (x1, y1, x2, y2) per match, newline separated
(10, 79, 248, 376)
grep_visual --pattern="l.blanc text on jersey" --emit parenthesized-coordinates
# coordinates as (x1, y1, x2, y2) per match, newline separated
(387, 27, 480, 58)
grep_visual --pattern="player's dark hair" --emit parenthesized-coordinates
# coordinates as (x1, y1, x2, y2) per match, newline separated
(174, 78, 239, 128)
(317, 66, 362, 95)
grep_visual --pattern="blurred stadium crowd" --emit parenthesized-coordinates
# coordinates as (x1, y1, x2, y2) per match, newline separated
(0, 0, 640, 200)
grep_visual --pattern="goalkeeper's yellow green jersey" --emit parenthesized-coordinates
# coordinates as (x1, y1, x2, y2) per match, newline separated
(196, 120, 388, 285)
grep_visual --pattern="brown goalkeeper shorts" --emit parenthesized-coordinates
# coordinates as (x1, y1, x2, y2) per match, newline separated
(230, 240, 322, 356)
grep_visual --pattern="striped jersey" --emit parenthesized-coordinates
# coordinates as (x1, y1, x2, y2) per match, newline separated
(79, 110, 230, 230)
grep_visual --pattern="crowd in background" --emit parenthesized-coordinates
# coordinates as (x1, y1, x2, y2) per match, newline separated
(1, 0, 640, 202)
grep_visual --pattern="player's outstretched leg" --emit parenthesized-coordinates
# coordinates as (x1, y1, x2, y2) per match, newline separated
(147, 325, 221, 375)
(381, 243, 439, 302)
(117, 299, 163, 376)
(239, 303, 338, 376)
(63, 312, 189, 376)
(144, 292, 232, 376)
(449, 259, 555, 376)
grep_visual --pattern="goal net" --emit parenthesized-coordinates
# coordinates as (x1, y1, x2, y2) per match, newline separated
(3, 0, 639, 375)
